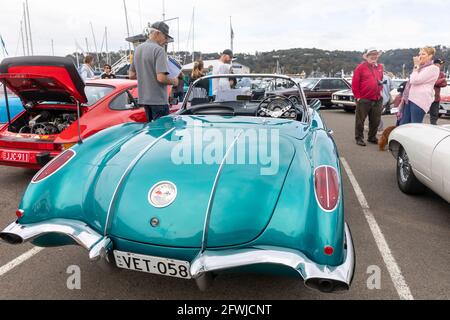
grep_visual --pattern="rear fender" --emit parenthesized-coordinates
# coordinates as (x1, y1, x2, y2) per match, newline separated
(250, 131, 345, 266)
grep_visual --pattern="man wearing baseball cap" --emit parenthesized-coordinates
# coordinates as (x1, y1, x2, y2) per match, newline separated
(129, 21, 178, 122)
(352, 48, 384, 147)
(212, 49, 234, 96)
(430, 59, 447, 125)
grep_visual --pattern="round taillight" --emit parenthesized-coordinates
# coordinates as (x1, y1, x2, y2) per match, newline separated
(324, 246, 334, 256)
(314, 166, 340, 212)
(32, 150, 76, 183)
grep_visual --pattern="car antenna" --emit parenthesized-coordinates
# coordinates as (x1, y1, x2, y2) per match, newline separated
(2, 80, 12, 127)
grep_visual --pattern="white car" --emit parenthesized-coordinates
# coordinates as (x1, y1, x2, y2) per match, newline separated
(331, 89, 356, 112)
(389, 124, 450, 203)
(332, 79, 408, 113)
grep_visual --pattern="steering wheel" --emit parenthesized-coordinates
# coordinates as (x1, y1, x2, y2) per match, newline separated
(256, 95, 297, 119)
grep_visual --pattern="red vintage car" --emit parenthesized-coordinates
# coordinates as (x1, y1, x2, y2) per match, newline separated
(0, 56, 179, 169)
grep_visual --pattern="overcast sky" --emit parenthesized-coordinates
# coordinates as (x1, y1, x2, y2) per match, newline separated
(1, 0, 450, 57)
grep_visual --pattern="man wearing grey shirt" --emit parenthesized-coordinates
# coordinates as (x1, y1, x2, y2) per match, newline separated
(129, 21, 179, 121)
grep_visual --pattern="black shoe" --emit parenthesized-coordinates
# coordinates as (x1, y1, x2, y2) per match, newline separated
(356, 139, 367, 147)
(368, 138, 379, 144)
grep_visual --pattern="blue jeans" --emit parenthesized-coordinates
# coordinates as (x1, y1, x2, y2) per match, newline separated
(400, 101, 426, 125)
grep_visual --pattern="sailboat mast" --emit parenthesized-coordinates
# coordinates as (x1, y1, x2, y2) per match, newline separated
(105, 27, 109, 65)
(25, 0, 34, 55)
(23, 4, 30, 55)
(90, 22, 100, 68)
(85, 37, 90, 54)
(123, 0, 131, 55)
(230, 16, 234, 53)
(75, 51, 80, 68)
(192, 8, 195, 63)
(162, 0, 166, 21)
(20, 20, 26, 56)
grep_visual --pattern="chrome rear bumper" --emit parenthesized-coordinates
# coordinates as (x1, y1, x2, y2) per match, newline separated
(191, 224, 355, 293)
(1, 219, 355, 293)
(0, 219, 103, 251)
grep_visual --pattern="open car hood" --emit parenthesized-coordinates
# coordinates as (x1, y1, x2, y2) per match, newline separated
(0, 56, 87, 104)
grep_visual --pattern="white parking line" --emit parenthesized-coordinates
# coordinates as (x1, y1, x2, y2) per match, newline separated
(0, 247, 44, 277)
(341, 158, 414, 300)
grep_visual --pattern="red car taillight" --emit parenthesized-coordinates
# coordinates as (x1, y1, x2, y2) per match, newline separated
(314, 166, 340, 212)
(32, 150, 76, 183)
(324, 246, 335, 256)
(16, 210, 24, 219)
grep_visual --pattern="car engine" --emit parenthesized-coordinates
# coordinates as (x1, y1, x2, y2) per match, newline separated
(17, 111, 77, 135)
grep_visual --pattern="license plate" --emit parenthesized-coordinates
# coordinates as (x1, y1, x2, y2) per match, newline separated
(338, 104, 344, 107)
(114, 251, 191, 279)
(1, 151, 30, 163)
(439, 109, 447, 114)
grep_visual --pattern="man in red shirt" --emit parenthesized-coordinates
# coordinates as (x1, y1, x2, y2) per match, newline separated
(430, 59, 447, 125)
(352, 48, 384, 146)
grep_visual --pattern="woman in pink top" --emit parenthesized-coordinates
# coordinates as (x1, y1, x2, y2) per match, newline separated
(400, 47, 440, 125)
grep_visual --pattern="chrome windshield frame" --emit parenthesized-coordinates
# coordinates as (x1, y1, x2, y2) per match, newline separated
(181, 74, 310, 124)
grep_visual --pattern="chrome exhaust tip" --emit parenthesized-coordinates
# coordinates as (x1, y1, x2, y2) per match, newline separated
(305, 278, 350, 293)
(195, 273, 216, 292)
(0, 232, 23, 245)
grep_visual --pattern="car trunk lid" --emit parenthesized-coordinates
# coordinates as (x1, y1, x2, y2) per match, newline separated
(108, 119, 296, 248)
(0, 56, 87, 105)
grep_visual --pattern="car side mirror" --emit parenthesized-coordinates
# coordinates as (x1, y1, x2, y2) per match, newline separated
(310, 99, 322, 111)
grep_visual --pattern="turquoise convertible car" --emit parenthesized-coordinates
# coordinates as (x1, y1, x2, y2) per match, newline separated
(0, 74, 355, 293)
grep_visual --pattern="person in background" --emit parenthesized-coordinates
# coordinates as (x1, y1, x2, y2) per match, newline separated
(429, 59, 447, 125)
(212, 49, 234, 95)
(172, 73, 185, 103)
(378, 71, 394, 131)
(187, 60, 210, 102)
(382, 72, 395, 114)
(79, 55, 96, 81)
(229, 77, 237, 89)
(207, 65, 214, 97)
(352, 48, 384, 147)
(128, 21, 179, 122)
(189, 60, 206, 84)
(399, 47, 440, 125)
(101, 64, 116, 79)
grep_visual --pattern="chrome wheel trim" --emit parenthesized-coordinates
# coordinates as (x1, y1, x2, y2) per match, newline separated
(398, 152, 411, 183)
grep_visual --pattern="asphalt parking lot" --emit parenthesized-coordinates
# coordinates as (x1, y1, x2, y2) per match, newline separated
(0, 110, 449, 300)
